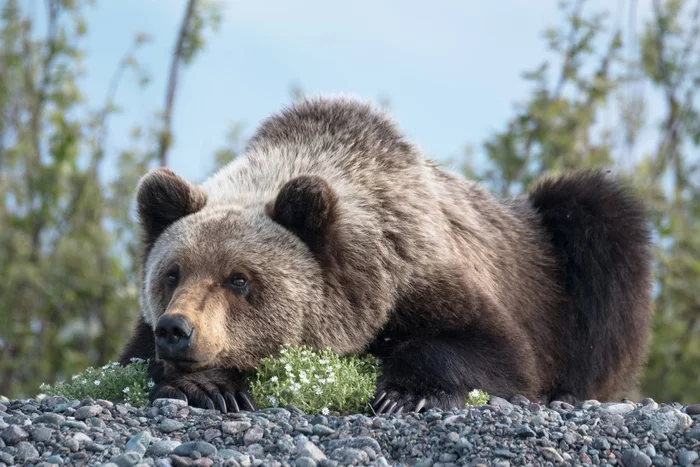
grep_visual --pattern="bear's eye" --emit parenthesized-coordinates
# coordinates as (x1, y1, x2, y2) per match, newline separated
(165, 269, 179, 288)
(228, 274, 248, 292)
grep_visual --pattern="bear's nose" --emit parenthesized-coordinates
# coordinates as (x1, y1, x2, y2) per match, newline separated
(155, 314, 195, 360)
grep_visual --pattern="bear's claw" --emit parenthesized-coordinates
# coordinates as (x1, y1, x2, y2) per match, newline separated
(149, 368, 257, 413)
(371, 386, 462, 414)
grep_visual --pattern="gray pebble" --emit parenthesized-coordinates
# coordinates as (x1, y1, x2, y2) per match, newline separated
(33, 413, 63, 426)
(16, 440, 40, 461)
(86, 442, 106, 452)
(685, 403, 700, 415)
(649, 407, 692, 435)
(678, 450, 699, 466)
(125, 430, 152, 455)
(74, 405, 103, 420)
(158, 419, 184, 433)
(312, 424, 335, 436)
(60, 420, 88, 431)
(30, 426, 54, 443)
(1, 424, 28, 445)
(111, 451, 143, 467)
(330, 447, 368, 464)
(152, 399, 188, 409)
(216, 448, 241, 459)
(538, 447, 564, 463)
(221, 420, 251, 434)
(622, 449, 653, 467)
(601, 403, 636, 415)
(327, 437, 382, 453)
(515, 424, 536, 438)
(148, 440, 181, 457)
(172, 441, 217, 457)
(243, 427, 264, 445)
(592, 437, 611, 450)
(154, 459, 173, 467)
(0, 452, 13, 465)
(651, 456, 673, 467)
(295, 457, 317, 467)
(45, 455, 64, 465)
(297, 439, 327, 461)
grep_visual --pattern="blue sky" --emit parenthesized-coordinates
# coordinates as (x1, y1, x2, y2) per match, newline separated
(76, 0, 653, 184)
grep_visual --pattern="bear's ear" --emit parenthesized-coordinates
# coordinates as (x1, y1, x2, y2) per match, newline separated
(267, 175, 338, 252)
(136, 167, 207, 247)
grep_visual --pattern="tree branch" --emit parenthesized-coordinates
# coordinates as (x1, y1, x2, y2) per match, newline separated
(157, 0, 197, 167)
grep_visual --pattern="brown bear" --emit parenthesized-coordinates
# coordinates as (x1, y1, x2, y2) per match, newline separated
(119, 95, 654, 414)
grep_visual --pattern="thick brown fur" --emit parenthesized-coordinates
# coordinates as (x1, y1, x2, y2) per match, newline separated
(119, 95, 654, 413)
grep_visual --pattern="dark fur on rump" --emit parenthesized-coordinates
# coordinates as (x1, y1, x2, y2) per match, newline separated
(527, 170, 654, 403)
(118, 96, 654, 413)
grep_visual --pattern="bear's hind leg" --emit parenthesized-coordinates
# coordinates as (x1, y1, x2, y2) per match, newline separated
(371, 324, 537, 414)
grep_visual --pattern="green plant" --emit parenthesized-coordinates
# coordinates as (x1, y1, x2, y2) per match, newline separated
(39, 358, 154, 407)
(247, 344, 379, 415)
(39, 346, 490, 412)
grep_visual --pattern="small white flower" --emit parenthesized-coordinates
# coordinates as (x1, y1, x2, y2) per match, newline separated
(268, 395, 278, 407)
(318, 378, 327, 385)
(102, 364, 110, 370)
(315, 388, 322, 395)
(301, 350, 309, 356)
(270, 376, 279, 382)
(319, 359, 329, 365)
(94, 380, 101, 386)
(284, 364, 293, 372)
(280, 348, 288, 355)
(326, 376, 335, 383)
(123, 387, 130, 393)
(299, 371, 307, 379)
(81, 379, 87, 385)
(147, 381, 155, 388)
(321, 407, 329, 415)
(469, 389, 480, 398)
(72, 374, 79, 380)
(111, 362, 120, 367)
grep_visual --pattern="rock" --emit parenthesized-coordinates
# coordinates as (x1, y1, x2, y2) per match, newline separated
(650, 456, 673, 467)
(592, 437, 611, 450)
(33, 413, 63, 426)
(685, 403, 700, 415)
(30, 426, 54, 443)
(312, 424, 335, 436)
(221, 420, 251, 434)
(297, 439, 327, 461)
(1, 424, 28, 445)
(111, 451, 143, 467)
(243, 427, 263, 445)
(16, 441, 40, 461)
(515, 424, 536, 438)
(327, 437, 382, 453)
(172, 441, 217, 457)
(538, 447, 564, 463)
(601, 403, 636, 415)
(489, 396, 514, 411)
(158, 418, 185, 433)
(125, 430, 152, 455)
(0, 452, 13, 465)
(169, 454, 191, 467)
(686, 425, 700, 440)
(330, 447, 369, 464)
(160, 404, 179, 418)
(71, 432, 92, 446)
(73, 405, 102, 420)
(621, 449, 652, 467)
(678, 450, 699, 466)
(154, 460, 173, 467)
(86, 442, 106, 452)
(148, 440, 181, 457)
(295, 457, 317, 467)
(153, 398, 189, 409)
(216, 448, 242, 459)
(60, 420, 88, 431)
(45, 455, 64, 465)
(494, 449, 516, 458)
(649, 407, 692, 435)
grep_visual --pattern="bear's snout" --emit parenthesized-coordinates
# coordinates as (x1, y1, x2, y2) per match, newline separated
(155, 314, 195, 361)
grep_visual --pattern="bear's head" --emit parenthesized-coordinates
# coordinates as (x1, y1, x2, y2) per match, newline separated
(136, 167, 340, 373)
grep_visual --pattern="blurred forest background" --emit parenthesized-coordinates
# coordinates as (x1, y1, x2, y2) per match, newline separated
(0, 0, 698, 404)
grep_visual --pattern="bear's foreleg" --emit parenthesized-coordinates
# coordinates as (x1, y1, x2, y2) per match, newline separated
(371, 325, 536, 414)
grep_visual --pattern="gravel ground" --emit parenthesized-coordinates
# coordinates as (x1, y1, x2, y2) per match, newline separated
(0, 395, 698, 467)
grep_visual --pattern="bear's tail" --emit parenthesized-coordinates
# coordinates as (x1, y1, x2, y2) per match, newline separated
(527, 169, 654, 403)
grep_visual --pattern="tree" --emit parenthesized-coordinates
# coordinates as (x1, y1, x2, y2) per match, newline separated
(0, 0, 224, 398)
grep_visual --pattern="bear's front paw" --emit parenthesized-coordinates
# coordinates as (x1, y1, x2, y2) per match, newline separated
(150, 367, 257, 413)
(371, 383, 464, 415)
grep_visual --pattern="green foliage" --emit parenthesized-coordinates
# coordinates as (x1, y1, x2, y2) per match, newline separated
(247, 345, 379, 415)
(39, 359, 154, 407)
(37, 346, 490, 414)
(465, 389, 490, 407)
